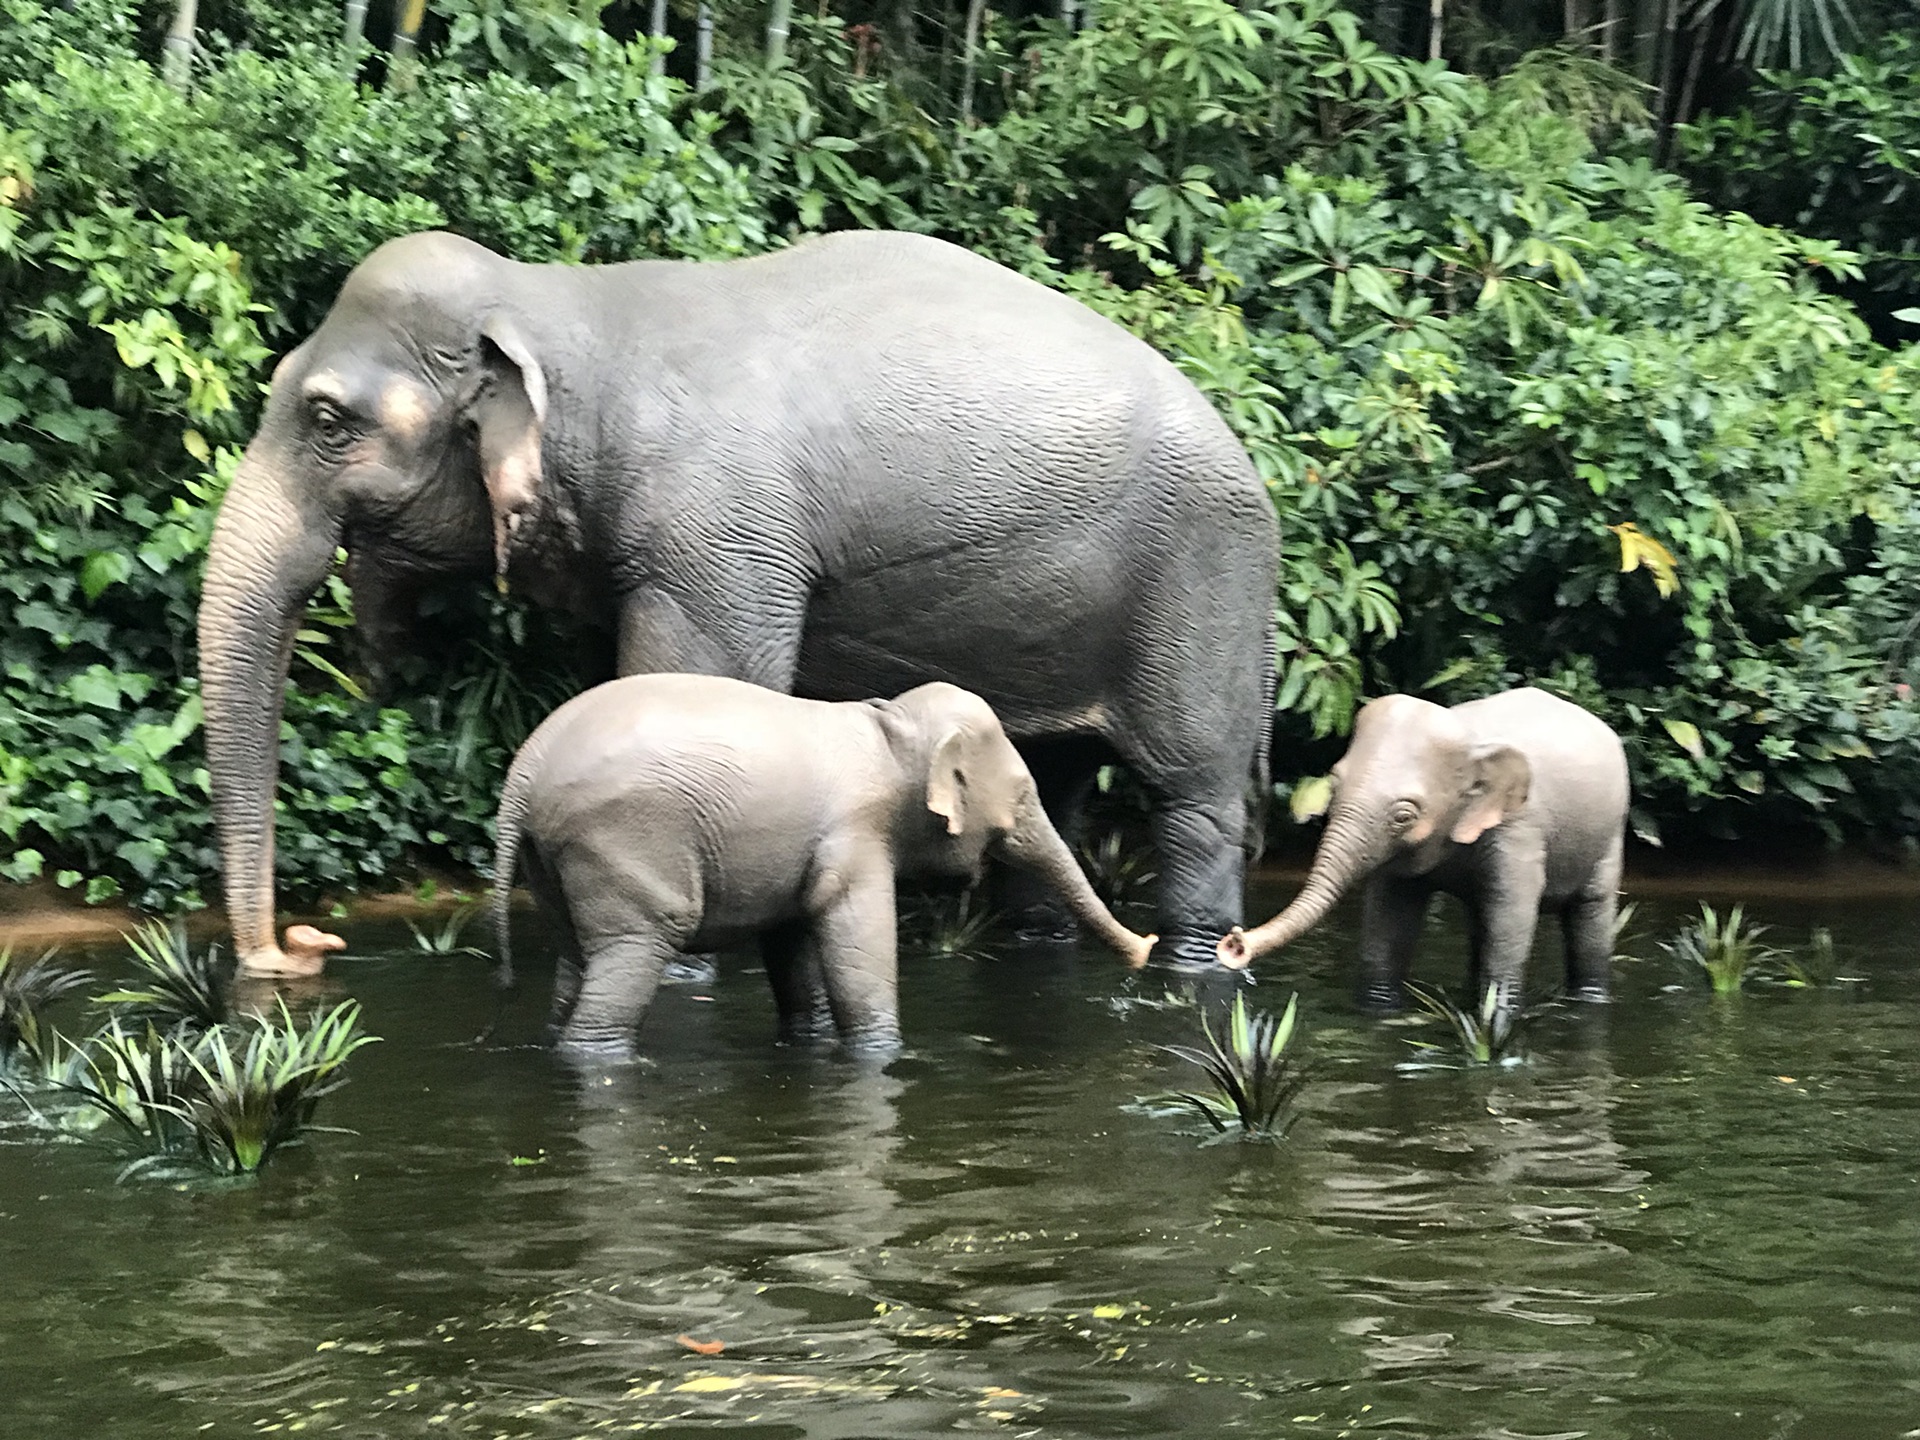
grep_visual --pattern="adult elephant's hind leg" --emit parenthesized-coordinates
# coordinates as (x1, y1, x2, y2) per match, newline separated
(557, 931, 677, 1065)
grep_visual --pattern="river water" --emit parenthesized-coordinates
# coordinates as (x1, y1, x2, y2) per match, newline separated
(5, 879, 1919, 1439)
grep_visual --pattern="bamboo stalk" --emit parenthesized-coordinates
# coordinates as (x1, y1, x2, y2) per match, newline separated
(1601, 0, 1620, 62)
(695, 1, 713, 89)
(959, 0, 987, 121)
(766, 0, 792, 65)
(649, 0, 668, 76)
(1427, 0, 1443, 62)
(388, 0, 428, 91)
(342, 0, 368, 72)
(162, 0, 198, 90)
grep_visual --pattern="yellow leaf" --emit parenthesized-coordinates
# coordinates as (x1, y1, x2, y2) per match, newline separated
(0, 175, 20, 207)
(182, 428, 211, 463)
(1661, 717, 1705, 760)
(674, 1376, 746, 1393)
(1092, 1304, 1128, 1319)
(1289, 775, 1333, 822)
(1607, 522, 1679, 599)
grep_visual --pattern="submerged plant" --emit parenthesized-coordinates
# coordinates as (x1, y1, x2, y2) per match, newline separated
(67, 1002, 378, 1179)
(1077, 829, 1159, 911)
(1778, 926, 1835, 988)
(1662, 903, 1779, 994)
(904, 888, 1000, 960)
(98, 922, 226, 1032)
(1405, 982, 1536, 1065)
(0, 946, 92, 1083)
(406, 903, 485, 958)
(1156, 992, 1306, 1139)
(180, 1000, 379, 1175)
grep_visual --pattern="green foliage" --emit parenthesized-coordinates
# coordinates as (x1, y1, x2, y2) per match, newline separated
(0, 945, 92, 1082)
(406, 903, 486, 957)
(5, 0, 1920, 915)
(1682, 33, 1920, 302)
(67, 999, 376, 1178)
(1663, 902, 1781, 993)
(1156, 991, 1307, 1139)
(95, 920, 227, 1031)
(902, 888, 999, 960)
(1405, 981, 1535, 1064)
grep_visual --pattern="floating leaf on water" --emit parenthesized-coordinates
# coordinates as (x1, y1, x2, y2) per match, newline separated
(1092, 1304, 1128, 1319)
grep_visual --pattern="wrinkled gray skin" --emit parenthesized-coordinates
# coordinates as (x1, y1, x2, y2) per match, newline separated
(198, 228, 1278, 977)
(1221, 689, 1629, 1015)
(490, 674, 1156, 1061)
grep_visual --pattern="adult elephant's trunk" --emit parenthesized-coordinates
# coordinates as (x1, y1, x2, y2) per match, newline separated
(997, 789, 1156, 967)
(197, 458, 342, 970)
(1219, 808, 1375, 969)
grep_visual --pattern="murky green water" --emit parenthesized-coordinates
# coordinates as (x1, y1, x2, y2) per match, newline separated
(6, 879, 1920, 1439)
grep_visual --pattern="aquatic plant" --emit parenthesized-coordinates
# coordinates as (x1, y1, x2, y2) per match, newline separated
(406, 903, 486, 958)
(178, 1000, 380, 1175)
(1077, 829, 1159, 911)
(97, 922, 226, 1033)
(0, 946, 92, 1083)
(1662, 903, 1780, 994)
(1610, 901, 1642, 961)
(1777, 926, 1836, 988)
(1405, 982, 1536, 1065)
(1156, 992, 1306, 1139)
(69, 1002, 378, 1178)
(904, 888, 1000, 960)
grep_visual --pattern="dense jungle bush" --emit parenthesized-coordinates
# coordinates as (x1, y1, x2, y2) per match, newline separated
(4, 0, 1920, 915)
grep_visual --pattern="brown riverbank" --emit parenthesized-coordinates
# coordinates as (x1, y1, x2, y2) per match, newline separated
(6, 836, 1919, 950)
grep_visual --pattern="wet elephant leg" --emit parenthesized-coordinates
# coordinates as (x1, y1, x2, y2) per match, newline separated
(557, 931, 677, 1063)
(1357, 874, 1429, 1011)
(1474, 848, 1548, 1016)
(1560, 833, 1622, 1002)
(812, 877, 901, 1054)
(994, 735, 1105, 944)
(761, 920, 835, 1045)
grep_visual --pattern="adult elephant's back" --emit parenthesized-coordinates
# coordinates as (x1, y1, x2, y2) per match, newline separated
(580, 231, 1277, 738)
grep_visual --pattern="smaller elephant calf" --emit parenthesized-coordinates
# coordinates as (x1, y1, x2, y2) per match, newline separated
(491, 674, 1155, 1060)
(1221, 687, 1629, 1015)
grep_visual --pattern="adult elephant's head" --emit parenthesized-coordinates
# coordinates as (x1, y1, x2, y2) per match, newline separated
(198, 231, 551, 973)
(1219, 694, 1530, 969)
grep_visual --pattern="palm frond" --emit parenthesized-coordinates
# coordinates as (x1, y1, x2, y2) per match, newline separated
(1153, 992, 1306, 1140)
(98, 921, 226, 1032)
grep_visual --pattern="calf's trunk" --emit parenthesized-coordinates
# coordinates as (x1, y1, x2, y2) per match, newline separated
(1220, 810, 1374, 968)
(997, 791, 1156, 967)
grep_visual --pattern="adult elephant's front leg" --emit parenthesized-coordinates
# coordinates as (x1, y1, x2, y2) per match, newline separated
(1144, 790, 1248, 969)
(614, 578, 805, 691)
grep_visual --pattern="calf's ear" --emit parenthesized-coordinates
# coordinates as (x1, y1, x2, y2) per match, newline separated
(1450, 744, 1530, 845)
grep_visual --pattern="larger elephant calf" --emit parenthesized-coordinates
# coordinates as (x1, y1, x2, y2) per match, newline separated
(198, 228, 1279, 974)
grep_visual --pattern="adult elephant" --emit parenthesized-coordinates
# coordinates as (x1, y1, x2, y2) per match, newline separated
(198, 229, 1278, 975)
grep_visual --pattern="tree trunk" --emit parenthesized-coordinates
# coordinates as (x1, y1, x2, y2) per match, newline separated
(1672, 13, 1709, 134)
(1601, 0, 1621, 62)
(1427, 0, 1443, 61)
(649, 0, 668, 76)
(1564, 0, 1588, 48)
(695, 1, 713, 89)
(341, 0, 368, 72)
(959, 0, 988, 122)
(387, 0, 426, 91)
(1373, 0, 1406, 53)
(765, 0, 792, 65)
(162, 0, 197, 90)
(1652, 0, 1680, 141)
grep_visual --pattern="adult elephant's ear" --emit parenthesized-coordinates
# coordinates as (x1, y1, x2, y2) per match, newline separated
(467, 316, 548, 582)
(1451, 744, 1531, 845)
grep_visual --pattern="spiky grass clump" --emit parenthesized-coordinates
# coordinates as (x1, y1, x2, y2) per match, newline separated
(903, 888, 1000, 960)
(1157, 992, 1306, 1139)
(70, 1001, 378, 1178)
(1405, 982, 1534, 1065)
(1077, 829, 1159, 911)
(406, 903, 485, 958)
(0, 946, 92, 1084)
(1662, 903, 1779, 994)
(97, 921, 226, 1032)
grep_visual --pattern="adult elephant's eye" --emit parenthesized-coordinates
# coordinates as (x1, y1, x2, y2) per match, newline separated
(311, 400, 358, 455)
